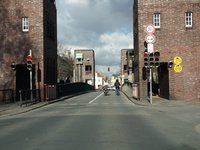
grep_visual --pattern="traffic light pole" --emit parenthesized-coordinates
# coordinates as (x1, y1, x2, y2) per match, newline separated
(149, 68, 152, 104)
(30, 70, 33, 101)
(29, 49, 33, 102)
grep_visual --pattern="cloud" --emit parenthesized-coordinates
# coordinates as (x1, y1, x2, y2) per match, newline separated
(57, 0, 133, 74)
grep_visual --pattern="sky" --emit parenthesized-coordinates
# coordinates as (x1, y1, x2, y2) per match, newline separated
(57, 0, 133, 75)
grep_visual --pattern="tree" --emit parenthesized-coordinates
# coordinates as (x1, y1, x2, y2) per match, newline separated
(57, 44, 74, 82)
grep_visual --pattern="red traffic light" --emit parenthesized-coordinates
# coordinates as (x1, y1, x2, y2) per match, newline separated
(144, 53, 149, 57)
(154, 51, 160, 57)
(26, 55, 32, 61)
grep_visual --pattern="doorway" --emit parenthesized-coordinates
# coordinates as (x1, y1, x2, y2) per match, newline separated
(15, 64, 36, 101)
(158, 62, 169, 99)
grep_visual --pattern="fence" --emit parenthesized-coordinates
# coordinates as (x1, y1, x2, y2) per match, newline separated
(0, 89, 14, 104)
(19, 89, 41, 106)
(57, 82, 94, 98)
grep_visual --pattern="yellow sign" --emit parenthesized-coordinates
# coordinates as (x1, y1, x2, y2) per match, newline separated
(174, 65, 182, 73)
(174, 56, 182, 65)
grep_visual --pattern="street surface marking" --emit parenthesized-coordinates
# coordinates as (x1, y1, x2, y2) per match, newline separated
(89, 93, 103, 104)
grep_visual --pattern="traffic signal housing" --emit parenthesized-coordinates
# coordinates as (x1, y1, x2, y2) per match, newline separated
(168, 60, 173, 68)
(149, 53, 154, 67)
(26, 55, 32, 70)
(27, 60, 32, 70)
(11, 62, 16, 70)
(144, 52, 149, 67)
(154, 51, 160, 67)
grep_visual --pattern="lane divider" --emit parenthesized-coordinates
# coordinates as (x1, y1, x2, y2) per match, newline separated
(89, 92, 104, 104)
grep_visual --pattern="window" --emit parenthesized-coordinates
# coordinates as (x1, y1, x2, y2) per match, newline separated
(85, 65, 92, 74)
(22, 17, 29, 32)
(76, 53, 83, 64)
(153, 13, 160, 29)
(185, 12, 192, 27)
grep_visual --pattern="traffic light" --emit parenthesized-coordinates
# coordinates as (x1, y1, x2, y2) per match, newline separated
(10, 62, 16, 70)
(154, 51, 160, 67)
(27, 60, 32, 70)
(26, 55, 32, 70)
(144, 52, 149, 67)
(168, 60, 173, 68)
(144, 41, 147, 48)
(149, 53, 154, 67)
(108, 67, 110, 72)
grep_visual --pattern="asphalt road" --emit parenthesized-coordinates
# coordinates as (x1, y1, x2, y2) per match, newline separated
(0, 91, 200, 150)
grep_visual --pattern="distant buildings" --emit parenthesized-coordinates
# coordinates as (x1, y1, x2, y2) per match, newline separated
(74, 49, 95, 87)
(121, 49, 134, 84)
(134, 0, 200, 100)
(0, 0, 57, 102)
(95, 72, 107, 90)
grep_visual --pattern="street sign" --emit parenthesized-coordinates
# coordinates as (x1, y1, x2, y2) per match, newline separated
(147, 43, 154, 53)
(145, 24, 155, 34)
(174, 65, 182, 73)
(174, 56, 182, 65)
(145, 34, 156, 44)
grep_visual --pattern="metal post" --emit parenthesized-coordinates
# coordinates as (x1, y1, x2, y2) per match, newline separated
(149, 68, 152, 104)
(30, 70, 33, 102)
(29, 49, 33, 102)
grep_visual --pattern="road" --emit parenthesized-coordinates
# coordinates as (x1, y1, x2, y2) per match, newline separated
(0, 91, 200, 150)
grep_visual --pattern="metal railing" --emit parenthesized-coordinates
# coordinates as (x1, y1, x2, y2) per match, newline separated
(57, 82, 94, 98)
(19, 89, 41, 106)
(0, 89, 14, 104)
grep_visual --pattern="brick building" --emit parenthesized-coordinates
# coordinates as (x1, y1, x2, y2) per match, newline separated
(134, 0, 200, 101)
(74, 49, 95, 87)
(0, 0, 57, 102)
(121, 49, 134, 84)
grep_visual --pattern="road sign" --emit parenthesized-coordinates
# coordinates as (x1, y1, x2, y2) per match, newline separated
(174, 56, 182, 65)
(174, 65, 182, 73)
(145, 24, 155, 34)
(145, 35, 156, 44)
(147, 43, 154, 53)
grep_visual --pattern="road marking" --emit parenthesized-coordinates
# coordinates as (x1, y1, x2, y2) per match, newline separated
(89, 93, 103, 104)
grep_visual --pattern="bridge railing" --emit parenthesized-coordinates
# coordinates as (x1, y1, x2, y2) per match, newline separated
(57, 82, 94, 98)
(19, 89, 41, 106)
(0, 89, 14, 104)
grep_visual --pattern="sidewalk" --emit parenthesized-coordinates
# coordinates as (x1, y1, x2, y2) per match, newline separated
(0, 95, 73, 118)
(127, 95, 200, 107)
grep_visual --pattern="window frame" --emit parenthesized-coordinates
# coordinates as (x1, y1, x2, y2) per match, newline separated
(22, 17, 29, 32)
(185, 12, 193, 28)
(153, 13, 161, 29)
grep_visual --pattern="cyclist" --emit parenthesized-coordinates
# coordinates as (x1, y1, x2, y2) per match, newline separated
(114, 79, 120, 95)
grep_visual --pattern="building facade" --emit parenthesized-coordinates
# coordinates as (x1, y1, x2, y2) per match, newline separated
(134, 0, 200, 101)
(0, 0, 57, 102)
(74, 49, 95, 87)
(121, 49, 134, 84)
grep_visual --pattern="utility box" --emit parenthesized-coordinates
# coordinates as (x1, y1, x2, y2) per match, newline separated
(132, 83, 139, 100)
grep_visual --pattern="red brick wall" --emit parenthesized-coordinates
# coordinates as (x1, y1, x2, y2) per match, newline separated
(0, 0, 57, 101)
(134, 0, 200, 101)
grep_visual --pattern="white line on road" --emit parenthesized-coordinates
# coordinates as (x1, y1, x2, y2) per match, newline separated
(89, 93, 103, 104)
